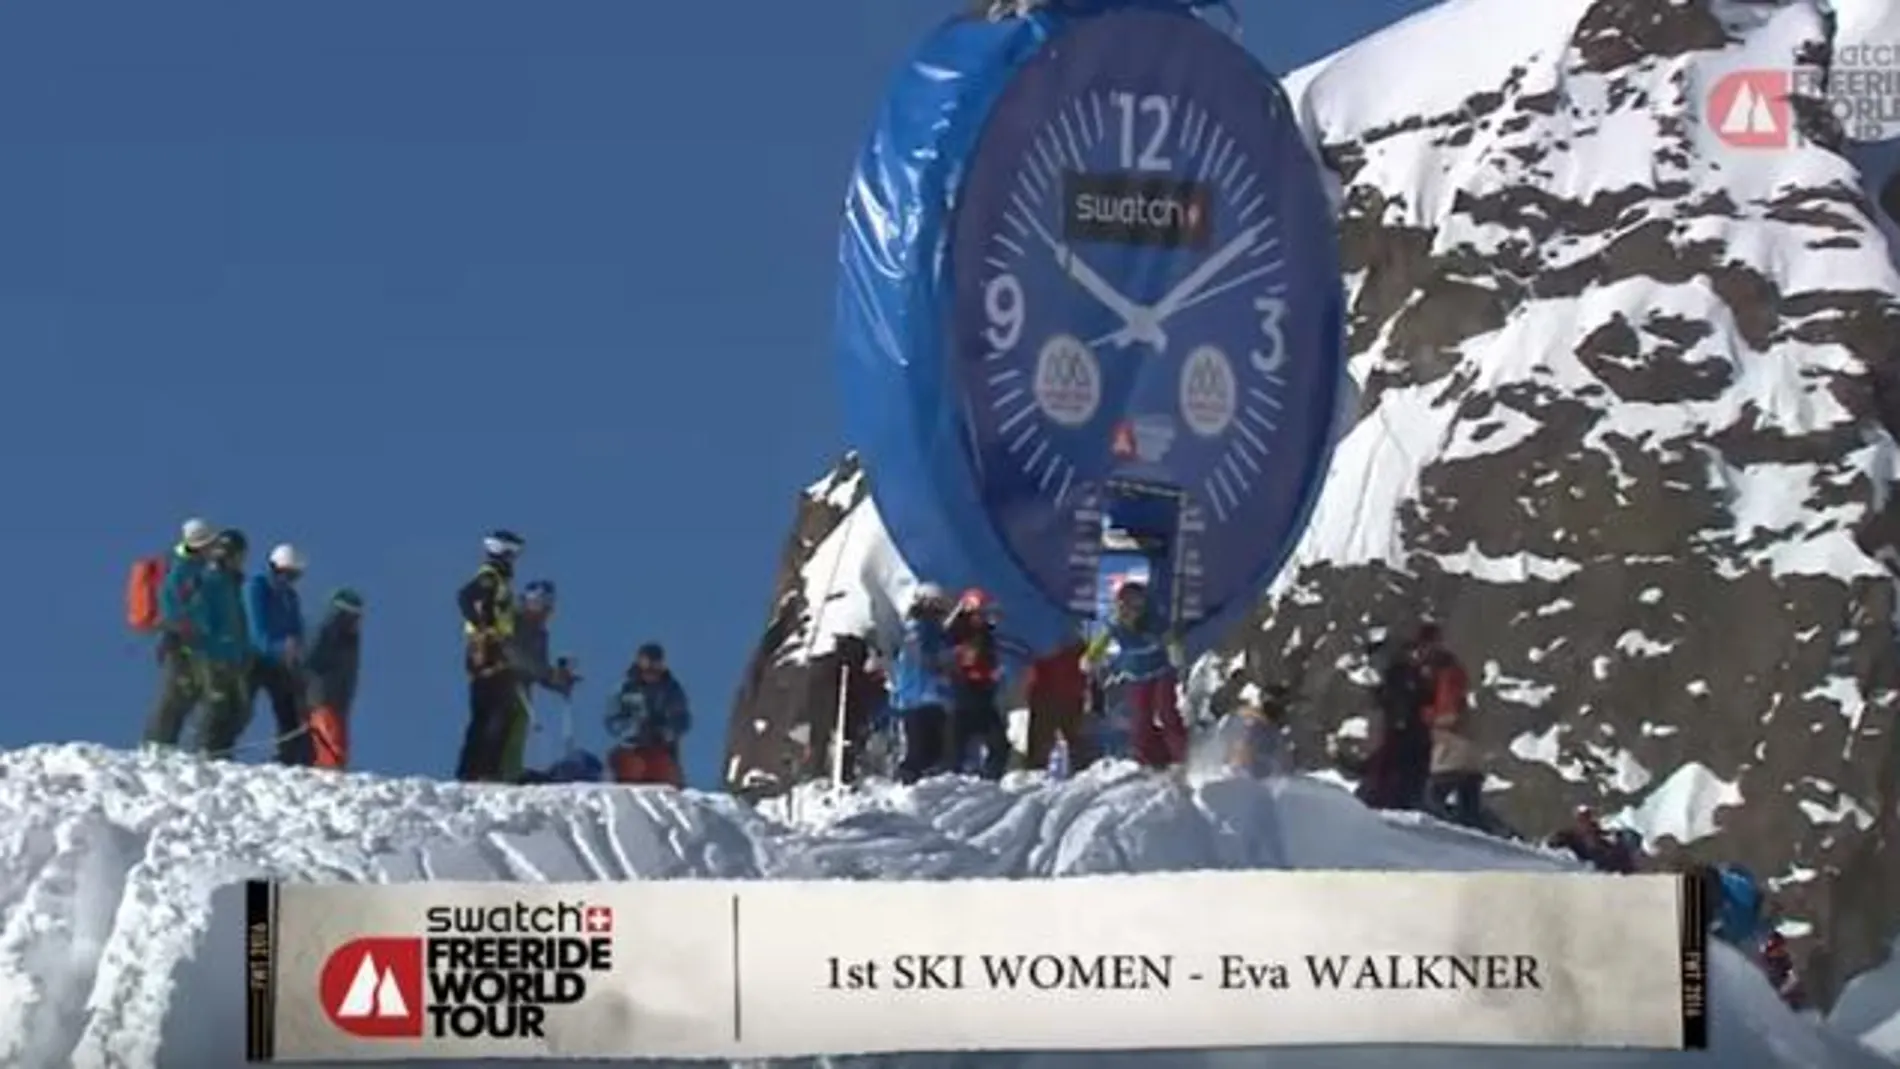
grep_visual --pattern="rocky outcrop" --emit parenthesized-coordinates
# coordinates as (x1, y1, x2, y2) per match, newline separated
(729, 0, 1900, 1009)
(723, 457, 884, 800)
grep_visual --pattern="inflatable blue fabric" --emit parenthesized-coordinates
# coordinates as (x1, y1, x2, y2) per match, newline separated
(836, 9, 1066, 660)
(836, 0, 1343, 661)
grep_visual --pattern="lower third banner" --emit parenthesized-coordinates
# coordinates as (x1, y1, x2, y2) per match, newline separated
(246, 870, 1707, 1061)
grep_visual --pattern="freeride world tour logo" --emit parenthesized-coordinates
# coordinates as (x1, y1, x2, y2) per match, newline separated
(1709, 42, 1900, 149)
(318, 900, 615, 1042)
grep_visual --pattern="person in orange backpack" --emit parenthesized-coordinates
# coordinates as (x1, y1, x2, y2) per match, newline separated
(304, 589, 363, 770)
(604, 643, 690, 786)
(139, 517, 219, 747)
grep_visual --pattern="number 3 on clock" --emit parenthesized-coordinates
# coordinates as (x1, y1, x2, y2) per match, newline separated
(1110, 92, 1174, 172)
(1251, 296, 1287, 375)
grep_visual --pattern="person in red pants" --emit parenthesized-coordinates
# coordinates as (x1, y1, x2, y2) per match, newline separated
(304, 588, 364, 769)
(604, 643, 690, 787)
(1024, 631, 1094, 774)
(1082, 580, 1186, 769)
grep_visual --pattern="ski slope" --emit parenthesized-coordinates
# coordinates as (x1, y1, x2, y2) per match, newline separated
(0, 744, 1891, 1068)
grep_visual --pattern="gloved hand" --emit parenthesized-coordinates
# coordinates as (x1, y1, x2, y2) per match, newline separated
(550, 658, 580, 697)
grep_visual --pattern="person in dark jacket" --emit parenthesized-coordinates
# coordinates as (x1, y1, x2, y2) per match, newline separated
(1217, 684, 1294, 778)
(305, 588, 363, 770)
(946, 588, 1010, 780)
(889, 584, 956, 783)
(1415, 623, 1485, 829)
(192, 529, 258, 759)
(1548, 806, 1640, 874)
(605, 642, 690, 786)
(242, 543, 312, 766)
(455, 529, 527, 782)
(144, 517, 219, 747)
(1761, 933, 1807, 1010)
(504, 579, 578, 780)
(1359, 634, 1431, 810)
(1024, 634, 1093, 774)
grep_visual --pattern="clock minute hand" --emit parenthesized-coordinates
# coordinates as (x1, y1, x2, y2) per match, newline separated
(1148, 219, 1271, 329)
(1101, 220, 1272, 350)
(1024, 213, 1164, 350)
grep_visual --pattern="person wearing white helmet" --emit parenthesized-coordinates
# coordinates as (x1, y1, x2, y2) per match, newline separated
(135, 516, 221, 746)
(184, 527, 256, 758)
(456, 529, 529, 781)
(238, 542, 312, 766)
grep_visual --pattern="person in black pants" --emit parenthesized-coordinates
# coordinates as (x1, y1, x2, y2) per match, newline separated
(946, 589, 1010, 780)
(455, 530, 527, 781)
(891, 585, 955, 784)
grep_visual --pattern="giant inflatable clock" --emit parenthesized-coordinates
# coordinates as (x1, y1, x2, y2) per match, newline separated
(836, 0, 1345, 656)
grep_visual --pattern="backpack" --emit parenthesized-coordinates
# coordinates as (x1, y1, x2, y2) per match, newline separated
(126, 556, 168, 632)
(1708, 862, 1764, 944)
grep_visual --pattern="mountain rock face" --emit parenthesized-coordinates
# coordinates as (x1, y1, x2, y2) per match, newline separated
(727, 0, 1900, 1009)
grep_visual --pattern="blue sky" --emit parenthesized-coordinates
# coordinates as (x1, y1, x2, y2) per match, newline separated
(0, 0, 1433, 787)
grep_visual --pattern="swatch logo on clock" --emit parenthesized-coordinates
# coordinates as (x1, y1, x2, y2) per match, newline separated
(1064, 172, 1212, 248)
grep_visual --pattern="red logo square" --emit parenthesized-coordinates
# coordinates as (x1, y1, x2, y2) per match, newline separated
(1708, 69, 1793, 149)
(319, 936, 425, 1039)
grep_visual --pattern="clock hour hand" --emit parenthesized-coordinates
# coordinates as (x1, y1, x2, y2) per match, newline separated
(1023, 213, 1164, 350)
(1100, 219, 1272, 349)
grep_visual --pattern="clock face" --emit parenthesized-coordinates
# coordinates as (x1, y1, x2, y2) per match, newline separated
(948, 8, 1343, 618)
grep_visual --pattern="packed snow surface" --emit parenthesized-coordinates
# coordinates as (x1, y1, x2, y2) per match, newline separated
(0, 744, 1891, 1069)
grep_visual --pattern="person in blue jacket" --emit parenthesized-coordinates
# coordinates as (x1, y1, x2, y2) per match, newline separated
(1082, 579, 1186, 768)
(604, 643, 691, 786)
(890, 583, 957, 783)
(1704, 861, 1769, 955)
(240, 543, 311, 766)
(188, 529, 258, 758)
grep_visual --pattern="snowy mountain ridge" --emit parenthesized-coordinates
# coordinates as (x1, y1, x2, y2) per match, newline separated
(727, 0, 1900, 1014)
(3, 740, 1897, 1068)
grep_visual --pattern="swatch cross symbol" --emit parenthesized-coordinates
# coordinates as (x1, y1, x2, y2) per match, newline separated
(1708, 69, 1792, 148)
(584, 906, 614, 934)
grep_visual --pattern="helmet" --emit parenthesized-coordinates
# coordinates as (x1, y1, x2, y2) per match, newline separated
(215, 528, 249, 555)
(483, 529, 526, 559)
(1114, 577, 1148, 600)
(636, 642, 666, 663)
(522, 579, 557, 605)
(912, 582, 946, 608)
(957, 588, 992, 614)
(330, 588, 364, 614)
(268, 543, 306, 573)
(180, 517, 217, 550)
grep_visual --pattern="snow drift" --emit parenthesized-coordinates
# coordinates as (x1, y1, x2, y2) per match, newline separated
(0, 743, 1890, 1068)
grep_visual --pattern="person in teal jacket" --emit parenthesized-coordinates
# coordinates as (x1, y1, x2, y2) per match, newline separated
(144, 518, 218, 747)
(189, 529, 257, 759)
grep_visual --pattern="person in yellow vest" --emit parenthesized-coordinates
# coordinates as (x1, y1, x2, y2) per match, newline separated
(455, 530, 527, 781)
